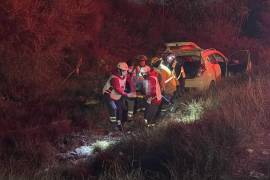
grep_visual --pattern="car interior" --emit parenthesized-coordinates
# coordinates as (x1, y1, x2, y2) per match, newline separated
(176, 55, 202, 78)
(228, 52, 249, 75)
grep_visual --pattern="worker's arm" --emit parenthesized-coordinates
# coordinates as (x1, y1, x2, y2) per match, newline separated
(144, 77, 157, 98)
(181, 66, 186, 78)
(110, 78, 127, 96)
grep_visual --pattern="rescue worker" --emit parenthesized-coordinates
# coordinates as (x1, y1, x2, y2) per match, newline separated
(126, 60, 137, 118)
(126, 59, 137, 93)
(160, 53, 178, 103)
(135, 55, 151, 92)
(103, 62, 135, 130)
(142, 68, 162, 126)
(151, 56, 163, 86)
(134, 55, 151, 112)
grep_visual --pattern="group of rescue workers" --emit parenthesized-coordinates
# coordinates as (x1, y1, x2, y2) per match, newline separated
(102, 51, 186, 131)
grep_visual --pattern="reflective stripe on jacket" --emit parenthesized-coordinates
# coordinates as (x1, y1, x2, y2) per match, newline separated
(103, 74, 127, 100)
(136, 65, 151, 78)
(143, 75, 162, 105)
(159, 63, 177, 95)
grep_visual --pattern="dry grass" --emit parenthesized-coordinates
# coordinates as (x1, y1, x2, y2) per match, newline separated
(81, 67, 270, 180)
(1, 70, 269, 179)
(0, 0, 270, 179)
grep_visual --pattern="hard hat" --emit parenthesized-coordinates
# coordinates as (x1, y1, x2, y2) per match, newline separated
(166, 54, 176, 64)
(117, 62, 128, 71)
(139, 67, 150, 77)
(136, 55, 148, 62)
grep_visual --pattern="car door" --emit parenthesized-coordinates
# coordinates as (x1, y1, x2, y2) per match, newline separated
(213, 54, 227, 78)
(228, 50, 252, 76)
(208, 54, 221, 81)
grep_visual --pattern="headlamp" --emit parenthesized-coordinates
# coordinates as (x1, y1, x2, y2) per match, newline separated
(167, 54, 175, 64)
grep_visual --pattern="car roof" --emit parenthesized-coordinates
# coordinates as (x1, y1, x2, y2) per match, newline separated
(174, 50, 202, 57)
(166, 42, 202, 51)
(165, 41, 202, 56)
(164, 41, 227, 60)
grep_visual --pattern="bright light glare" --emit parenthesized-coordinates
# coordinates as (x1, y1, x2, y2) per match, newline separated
(175, 100, 205, 123)
(71, 139, 117, 157)
(93, 140, 116, 151)
(182, 100, 204, 122)
(74, 146, 94, 156)
(174, 97, 216, 123)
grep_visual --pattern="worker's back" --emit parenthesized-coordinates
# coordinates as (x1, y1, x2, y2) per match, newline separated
(159, 63, 177, 96)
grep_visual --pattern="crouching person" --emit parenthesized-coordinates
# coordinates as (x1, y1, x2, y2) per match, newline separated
(143, 68, 162, 126)
(103, 62, 135, 131)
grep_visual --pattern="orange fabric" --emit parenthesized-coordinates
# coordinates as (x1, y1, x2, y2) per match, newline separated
(159, 64, 177, 96)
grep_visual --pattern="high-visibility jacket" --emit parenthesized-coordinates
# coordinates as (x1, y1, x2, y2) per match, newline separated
(143, 71, 162, 105)
(159, 63, 177, 96)
(135, 65, 150, 92)
(136, 65, 151, 79)
(103, 73, 127, 100)
(127, 66, 137, 93)
(174, 66, 186, 80)
(153, 67, 163, 85)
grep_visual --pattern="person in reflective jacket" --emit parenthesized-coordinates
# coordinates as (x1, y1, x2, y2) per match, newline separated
(126, 60, 137, 118)
(103, 62, 136, 130)
(135, 55, 151, 92)
(142, 68, 162, 126)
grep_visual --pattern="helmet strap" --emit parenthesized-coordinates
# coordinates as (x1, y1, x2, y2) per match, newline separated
(117, 68, 122, 76)
(118, 68, 127, 77)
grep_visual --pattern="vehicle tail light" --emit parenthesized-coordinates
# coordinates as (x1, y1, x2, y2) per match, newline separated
(197, 64, 206, 77)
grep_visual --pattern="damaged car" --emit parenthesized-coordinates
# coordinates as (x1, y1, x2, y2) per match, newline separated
(165, 42, 252, 91)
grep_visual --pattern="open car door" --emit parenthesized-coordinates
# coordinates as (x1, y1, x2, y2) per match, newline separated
(227, 50, 252, 76)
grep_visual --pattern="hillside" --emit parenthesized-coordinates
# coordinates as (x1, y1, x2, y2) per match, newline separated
(0, 0, 270, 179)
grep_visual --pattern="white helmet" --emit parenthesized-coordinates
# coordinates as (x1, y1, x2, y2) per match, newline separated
(117, 62, 128, 71)
(140, 66, 150, 77)
(166, 54, 176, 64)
(140, 67, 149, 73)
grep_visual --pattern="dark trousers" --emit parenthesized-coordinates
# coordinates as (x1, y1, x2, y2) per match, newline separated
(134, 97, 146, 113)
(104, 95, 128, 124)
(127, 98, 136, 117)
(144, 103, 160, 124)
(178, 78, 185, 95)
